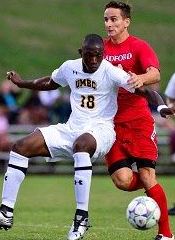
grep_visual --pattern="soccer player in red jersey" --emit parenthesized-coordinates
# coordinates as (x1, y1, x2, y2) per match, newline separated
(103, 2, 174, 240)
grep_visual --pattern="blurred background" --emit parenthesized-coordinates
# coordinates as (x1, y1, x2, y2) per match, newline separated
(0, 0, 175, 174)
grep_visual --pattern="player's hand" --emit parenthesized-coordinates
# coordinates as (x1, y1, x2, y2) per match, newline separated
(117, 64, 123, 69)
(127, 71, 144, 89)
(6, 71, 23, 86)
(160, 107, 175, 118)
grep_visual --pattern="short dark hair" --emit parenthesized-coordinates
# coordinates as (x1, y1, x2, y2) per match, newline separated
(83, 34, 104, 47)
(105, 1, 131, 19)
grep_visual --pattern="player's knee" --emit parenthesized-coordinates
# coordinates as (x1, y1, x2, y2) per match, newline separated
(12, 139, 27, 155)
(73, 133, 96, 155)
(73, 139, 96, 156)
(73, 140, 87, 152)
(112, 173, 132, 191)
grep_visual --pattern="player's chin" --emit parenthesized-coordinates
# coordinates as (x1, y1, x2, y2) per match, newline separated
(107, 29, 120, 37)
(89, 66, 99, 73)
(107, 31, 115, 37)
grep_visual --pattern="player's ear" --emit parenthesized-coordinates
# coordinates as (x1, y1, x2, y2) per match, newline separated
(78, 48, 82, 56)
(124, 18, 130, 28)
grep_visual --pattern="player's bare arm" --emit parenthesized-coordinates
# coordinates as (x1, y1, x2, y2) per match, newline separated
(7, 71, 60, 90)
(142, 66, 160, 85)
(135, 87, 175, 118)
(127, 67, 160, 89)
(140, 66, 160, 85)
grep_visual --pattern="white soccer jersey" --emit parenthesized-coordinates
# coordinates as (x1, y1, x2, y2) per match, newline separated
(51, 59, 133, 129)
(165, 73, 175, 99)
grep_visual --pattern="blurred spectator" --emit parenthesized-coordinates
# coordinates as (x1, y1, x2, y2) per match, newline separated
(0, 80, 20, 124)
(38, 89, 60, 107)
(38, 89, 60, 123)
(165, 73, 175, 108)
(51, 88, 71, 123)
(169, 131, 175, 163)
(0, 80, 71, 126)
(164, 72, 175, 216)
(18, 91, 49, 125)
(165, 73, 175, 163)
(38, 88, 71, 124)
(0, 107, 12, 152)
(18, 88, 71, 125)
(148, 83, 174, 128)
(149, 83, 175, 163)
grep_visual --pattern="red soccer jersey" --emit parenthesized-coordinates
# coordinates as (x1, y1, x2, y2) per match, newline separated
(104, 35, 160, 122)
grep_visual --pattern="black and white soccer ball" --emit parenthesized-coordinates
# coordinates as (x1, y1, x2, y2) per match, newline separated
(126, 196, 161, 230)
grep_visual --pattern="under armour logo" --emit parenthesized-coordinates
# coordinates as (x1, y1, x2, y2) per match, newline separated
(76, 215, 82, 221)
(74, 180, 83, 185)
(73, 70, 78, 75)
(5, 176, 8, 181)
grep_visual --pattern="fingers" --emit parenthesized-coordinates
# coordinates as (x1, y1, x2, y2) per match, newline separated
(167, 108, 175, 116)
(135, 82, 143, 88)
(117, 64, 123, 69)
(127, 73, 143, 89)
(7, 71, 15, 80)
(127, 80, 143, 89)
(127, 80, 143, 88)
(160, 108, 175, 118)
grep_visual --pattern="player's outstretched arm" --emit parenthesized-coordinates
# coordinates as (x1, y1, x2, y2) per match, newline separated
(7, 71, 60, 90)
(135, 87, 175, 118)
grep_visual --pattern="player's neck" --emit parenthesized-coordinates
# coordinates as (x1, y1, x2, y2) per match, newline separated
(110, 32, 129, 44)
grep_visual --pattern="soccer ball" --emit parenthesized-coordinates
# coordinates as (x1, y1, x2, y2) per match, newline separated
(126, 196, 161, 230)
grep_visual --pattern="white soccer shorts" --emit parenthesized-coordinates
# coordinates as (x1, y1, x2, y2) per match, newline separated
(38, 121, 116, 162)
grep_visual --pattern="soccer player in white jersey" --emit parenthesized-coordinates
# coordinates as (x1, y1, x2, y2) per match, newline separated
(0, 34, 173, 240)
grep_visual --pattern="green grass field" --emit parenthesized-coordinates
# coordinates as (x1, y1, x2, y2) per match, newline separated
(0, 175, 174, 240)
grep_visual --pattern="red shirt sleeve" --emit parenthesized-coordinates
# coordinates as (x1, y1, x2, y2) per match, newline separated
(136, 40, 160, 72)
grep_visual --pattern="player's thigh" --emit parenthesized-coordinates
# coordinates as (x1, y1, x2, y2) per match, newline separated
(73, 133, 97, 157)
(131, 118, 158, 160)
(87, 123, 116, 161)
(12, 129, 50, 157)
(105, 140, 128, 168)
(39, 123, 75, 160)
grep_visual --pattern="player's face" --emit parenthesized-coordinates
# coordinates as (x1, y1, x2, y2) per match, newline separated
(81, 46, 103, 73)
(104, 8, 130, 39)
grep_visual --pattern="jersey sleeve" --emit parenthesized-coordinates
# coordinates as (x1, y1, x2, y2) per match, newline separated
(136, 40, 160, 71)
(51, 61, 68, 87)
(108, 63, 135, 93)
(165, 73, 175, 99)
